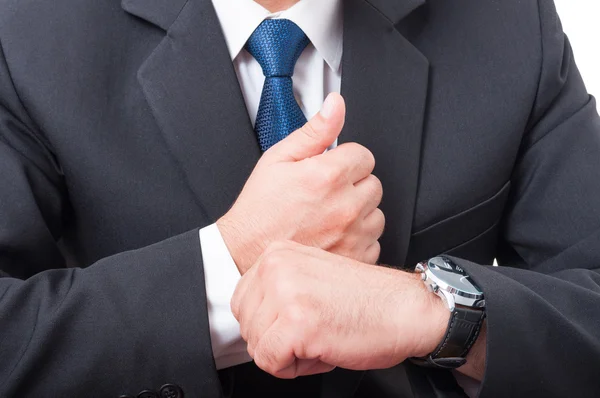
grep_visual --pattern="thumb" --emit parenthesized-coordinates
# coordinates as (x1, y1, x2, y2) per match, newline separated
(263, 93, 346, 163)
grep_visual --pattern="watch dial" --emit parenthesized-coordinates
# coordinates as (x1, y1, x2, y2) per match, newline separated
(428, 257, 483, 295)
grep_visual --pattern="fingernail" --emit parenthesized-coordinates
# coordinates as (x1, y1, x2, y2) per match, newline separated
(320, 94, 336, 119)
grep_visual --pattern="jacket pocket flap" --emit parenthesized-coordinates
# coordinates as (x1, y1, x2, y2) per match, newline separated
(406, 181, 511, 264)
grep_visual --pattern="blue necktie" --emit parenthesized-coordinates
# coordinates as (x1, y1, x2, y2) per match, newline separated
(246, 19, 310, 152)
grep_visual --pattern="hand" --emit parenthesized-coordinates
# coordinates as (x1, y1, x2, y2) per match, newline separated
(217, 93, 384, 274)
(231, 240, 451, 379)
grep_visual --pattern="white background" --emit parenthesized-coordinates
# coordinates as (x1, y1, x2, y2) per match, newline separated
(554, 1, 600, 107)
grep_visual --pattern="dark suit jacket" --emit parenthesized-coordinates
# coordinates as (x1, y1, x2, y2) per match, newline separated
(1, 0, 599, 396)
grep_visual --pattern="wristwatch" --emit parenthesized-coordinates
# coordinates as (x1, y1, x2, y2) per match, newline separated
(412, 256, 486, 369)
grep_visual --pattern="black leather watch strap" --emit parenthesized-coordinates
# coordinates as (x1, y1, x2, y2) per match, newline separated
(413, 306, 486, 369)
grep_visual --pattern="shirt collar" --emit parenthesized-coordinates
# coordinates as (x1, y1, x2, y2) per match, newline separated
(211, 0, 343, 72)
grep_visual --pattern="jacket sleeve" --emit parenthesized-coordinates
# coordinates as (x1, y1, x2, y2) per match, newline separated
(455, 1, 600, 396)
(0, 41, 221, 398)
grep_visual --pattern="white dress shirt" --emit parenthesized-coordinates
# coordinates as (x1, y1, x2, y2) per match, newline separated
(200, 0, 342, 370)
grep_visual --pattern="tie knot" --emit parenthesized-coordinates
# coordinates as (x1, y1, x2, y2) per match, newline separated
(245, 19, 310, 78)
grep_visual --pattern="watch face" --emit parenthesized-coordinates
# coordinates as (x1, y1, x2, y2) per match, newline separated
(427, 257, 483, 296)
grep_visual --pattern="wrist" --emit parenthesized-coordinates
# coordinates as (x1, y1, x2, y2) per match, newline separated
(216, 215, 265, 274)
(405, 272, 451, 358)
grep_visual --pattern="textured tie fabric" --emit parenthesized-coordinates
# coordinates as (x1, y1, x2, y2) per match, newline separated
(246, 19, 310, 151)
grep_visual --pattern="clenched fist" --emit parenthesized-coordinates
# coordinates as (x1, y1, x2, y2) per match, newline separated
(217, 93, 384, 274)
(230, 240, 450, 379)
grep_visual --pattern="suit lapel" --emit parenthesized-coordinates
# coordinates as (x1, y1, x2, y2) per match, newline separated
(124, 0, 261, 222)
(324, 0, 429, 396)
(123, 0, 430, 251)
(339, 0, 430, 267)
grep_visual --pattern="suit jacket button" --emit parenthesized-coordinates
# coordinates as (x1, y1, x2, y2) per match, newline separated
(137, 390, 159, 398)
(160, 384, 184, 398)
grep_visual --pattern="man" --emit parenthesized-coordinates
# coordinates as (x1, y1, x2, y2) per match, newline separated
(0, 0, 599, 396)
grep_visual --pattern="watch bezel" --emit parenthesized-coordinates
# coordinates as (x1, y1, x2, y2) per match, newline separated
(415, 257, 485, 311)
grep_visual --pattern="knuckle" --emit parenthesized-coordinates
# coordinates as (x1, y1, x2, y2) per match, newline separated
(300, 157, 320, 175)
(240, 321, 250, 341)
(248, 332, 260, 355)
(340, 141, 362, 154)
(336, 233, 359, 253)
(363, 241, 381, 264)
(254, 350, 274, 374)
(370, 242, 382, 262)
(283, 303, 308, 326)
(247, 344, 255, 359)
(340, 143, 374, 172)
(298, 159, 338, 188)
(273, 278, 295, 300)
(230, 298, 240, 319)
(372, 240, 381, 254)
(375, 208, 386, 232)
(372, 175, 383, 199)
(259, 242, 302, 282)
(261, 252, 282, 270)
(338, 203, 361, 225)
(317, 164, 341, 187)
(357, 145, 376, 171)
(257, 261, 270, 278)
(256, 333, 283, 372)
(259, 251, 287, 277)
(364, 174, 383, 201)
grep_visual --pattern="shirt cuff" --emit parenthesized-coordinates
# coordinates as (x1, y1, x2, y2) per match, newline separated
(200, 223, 252, 370)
